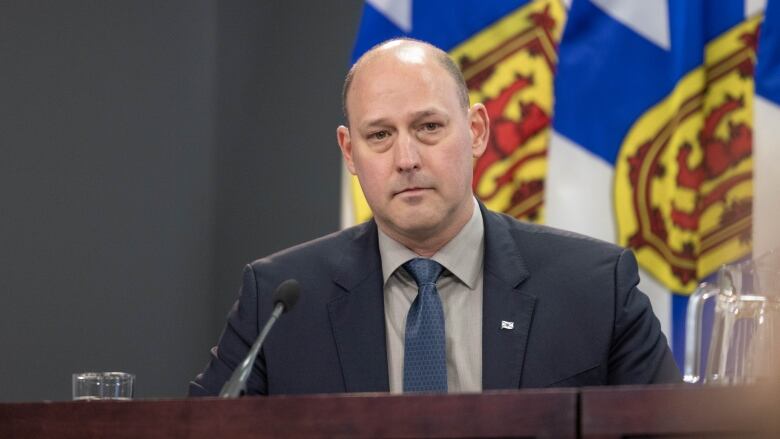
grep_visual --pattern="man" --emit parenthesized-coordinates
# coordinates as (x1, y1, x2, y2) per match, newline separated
(190, 39, 681, 396)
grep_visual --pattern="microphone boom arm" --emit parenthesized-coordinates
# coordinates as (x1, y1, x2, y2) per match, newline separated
(219, 303, 284, 398)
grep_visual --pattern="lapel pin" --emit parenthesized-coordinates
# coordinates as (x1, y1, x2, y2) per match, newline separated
(501, 320, 514, 330)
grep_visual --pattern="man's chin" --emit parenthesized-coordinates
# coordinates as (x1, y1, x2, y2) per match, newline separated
(384, 213, 443, 240)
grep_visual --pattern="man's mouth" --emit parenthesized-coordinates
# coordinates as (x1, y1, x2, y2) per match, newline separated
(395, 187, 430, 196)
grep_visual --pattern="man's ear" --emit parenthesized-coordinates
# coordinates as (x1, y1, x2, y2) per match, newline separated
(337, 125, 357, 174)
(468, 103, 490, 158)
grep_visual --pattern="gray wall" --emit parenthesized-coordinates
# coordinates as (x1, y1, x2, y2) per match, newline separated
(212, 0, 362, 325)
(0, 1, 361, 401)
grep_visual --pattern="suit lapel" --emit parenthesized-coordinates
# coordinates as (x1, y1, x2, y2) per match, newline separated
(480, 204, 537, 390)
(325, 207, 537, 392)
(327, 221, 390, 393)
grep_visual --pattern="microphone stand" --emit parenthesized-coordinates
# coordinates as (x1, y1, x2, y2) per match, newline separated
(219, 303, 284, 398)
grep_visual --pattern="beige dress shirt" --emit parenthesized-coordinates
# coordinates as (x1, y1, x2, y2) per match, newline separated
(378, 199, 484, 393)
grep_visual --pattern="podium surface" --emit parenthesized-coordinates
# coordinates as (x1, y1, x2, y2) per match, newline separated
(580, 384, 780, 438)
(0, 389, 576, 438)
(2, 385, 778, 438)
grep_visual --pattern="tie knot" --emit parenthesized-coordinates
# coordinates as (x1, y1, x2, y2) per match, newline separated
(403, 258, 444, 286)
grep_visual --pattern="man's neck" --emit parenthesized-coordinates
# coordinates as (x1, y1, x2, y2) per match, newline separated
(378, 200, 476, 258)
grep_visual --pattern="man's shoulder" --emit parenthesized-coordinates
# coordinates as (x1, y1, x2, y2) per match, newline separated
(246, 221, 376, 271)
(484, 207, 624, 256)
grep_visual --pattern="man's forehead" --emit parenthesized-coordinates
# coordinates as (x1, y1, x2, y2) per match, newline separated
(351, 45, 450, 96)
(349, 64, 457, 125)
(343, 39, 468, 126)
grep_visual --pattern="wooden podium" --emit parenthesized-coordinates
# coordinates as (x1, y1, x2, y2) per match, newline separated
(0, 389, 576, 438)
(2, 385, 778, 438)
(580, 384, 780, 438)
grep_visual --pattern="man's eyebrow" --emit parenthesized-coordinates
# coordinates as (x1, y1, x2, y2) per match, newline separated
(410, 109, 448, 122)
(358, 109, 449, 130)
(359, 117, 392, 130)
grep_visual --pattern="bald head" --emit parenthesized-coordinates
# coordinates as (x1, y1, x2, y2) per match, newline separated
(342, 38, 470, 126)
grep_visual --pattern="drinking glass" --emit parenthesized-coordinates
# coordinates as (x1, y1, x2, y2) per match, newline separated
(72, 372, 134, 400)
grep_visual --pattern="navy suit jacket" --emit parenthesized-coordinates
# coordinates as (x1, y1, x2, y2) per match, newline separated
(190, 204, 680, 396)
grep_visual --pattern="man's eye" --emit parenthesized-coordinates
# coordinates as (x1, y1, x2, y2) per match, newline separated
(369, 130, 389, 140)
(421, 122, 441, 132)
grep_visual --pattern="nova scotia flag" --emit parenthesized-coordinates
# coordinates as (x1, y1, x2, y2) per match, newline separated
(548, 0, 776, 366)
(344, 0, 779, 368)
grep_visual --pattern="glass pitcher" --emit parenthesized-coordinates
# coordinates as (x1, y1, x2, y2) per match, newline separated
(684, 251, 780, 384)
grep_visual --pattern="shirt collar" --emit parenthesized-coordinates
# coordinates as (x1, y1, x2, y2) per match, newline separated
(377, 198, 484, 289)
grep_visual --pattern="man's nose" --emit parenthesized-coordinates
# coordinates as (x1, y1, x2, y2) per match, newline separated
(394, 132, 421, 172)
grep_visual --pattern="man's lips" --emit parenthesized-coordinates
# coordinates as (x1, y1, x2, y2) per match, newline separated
(394, 187, 431, 196)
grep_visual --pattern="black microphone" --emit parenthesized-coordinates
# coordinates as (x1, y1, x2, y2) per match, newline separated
(219, 279, 300, 398)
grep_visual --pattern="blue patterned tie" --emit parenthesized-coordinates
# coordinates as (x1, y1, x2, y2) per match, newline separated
(402, 258, 447, 392)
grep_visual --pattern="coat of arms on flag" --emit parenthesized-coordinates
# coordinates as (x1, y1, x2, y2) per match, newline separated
(450, 1, 565, 222)
(614, 15, 758, 293)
